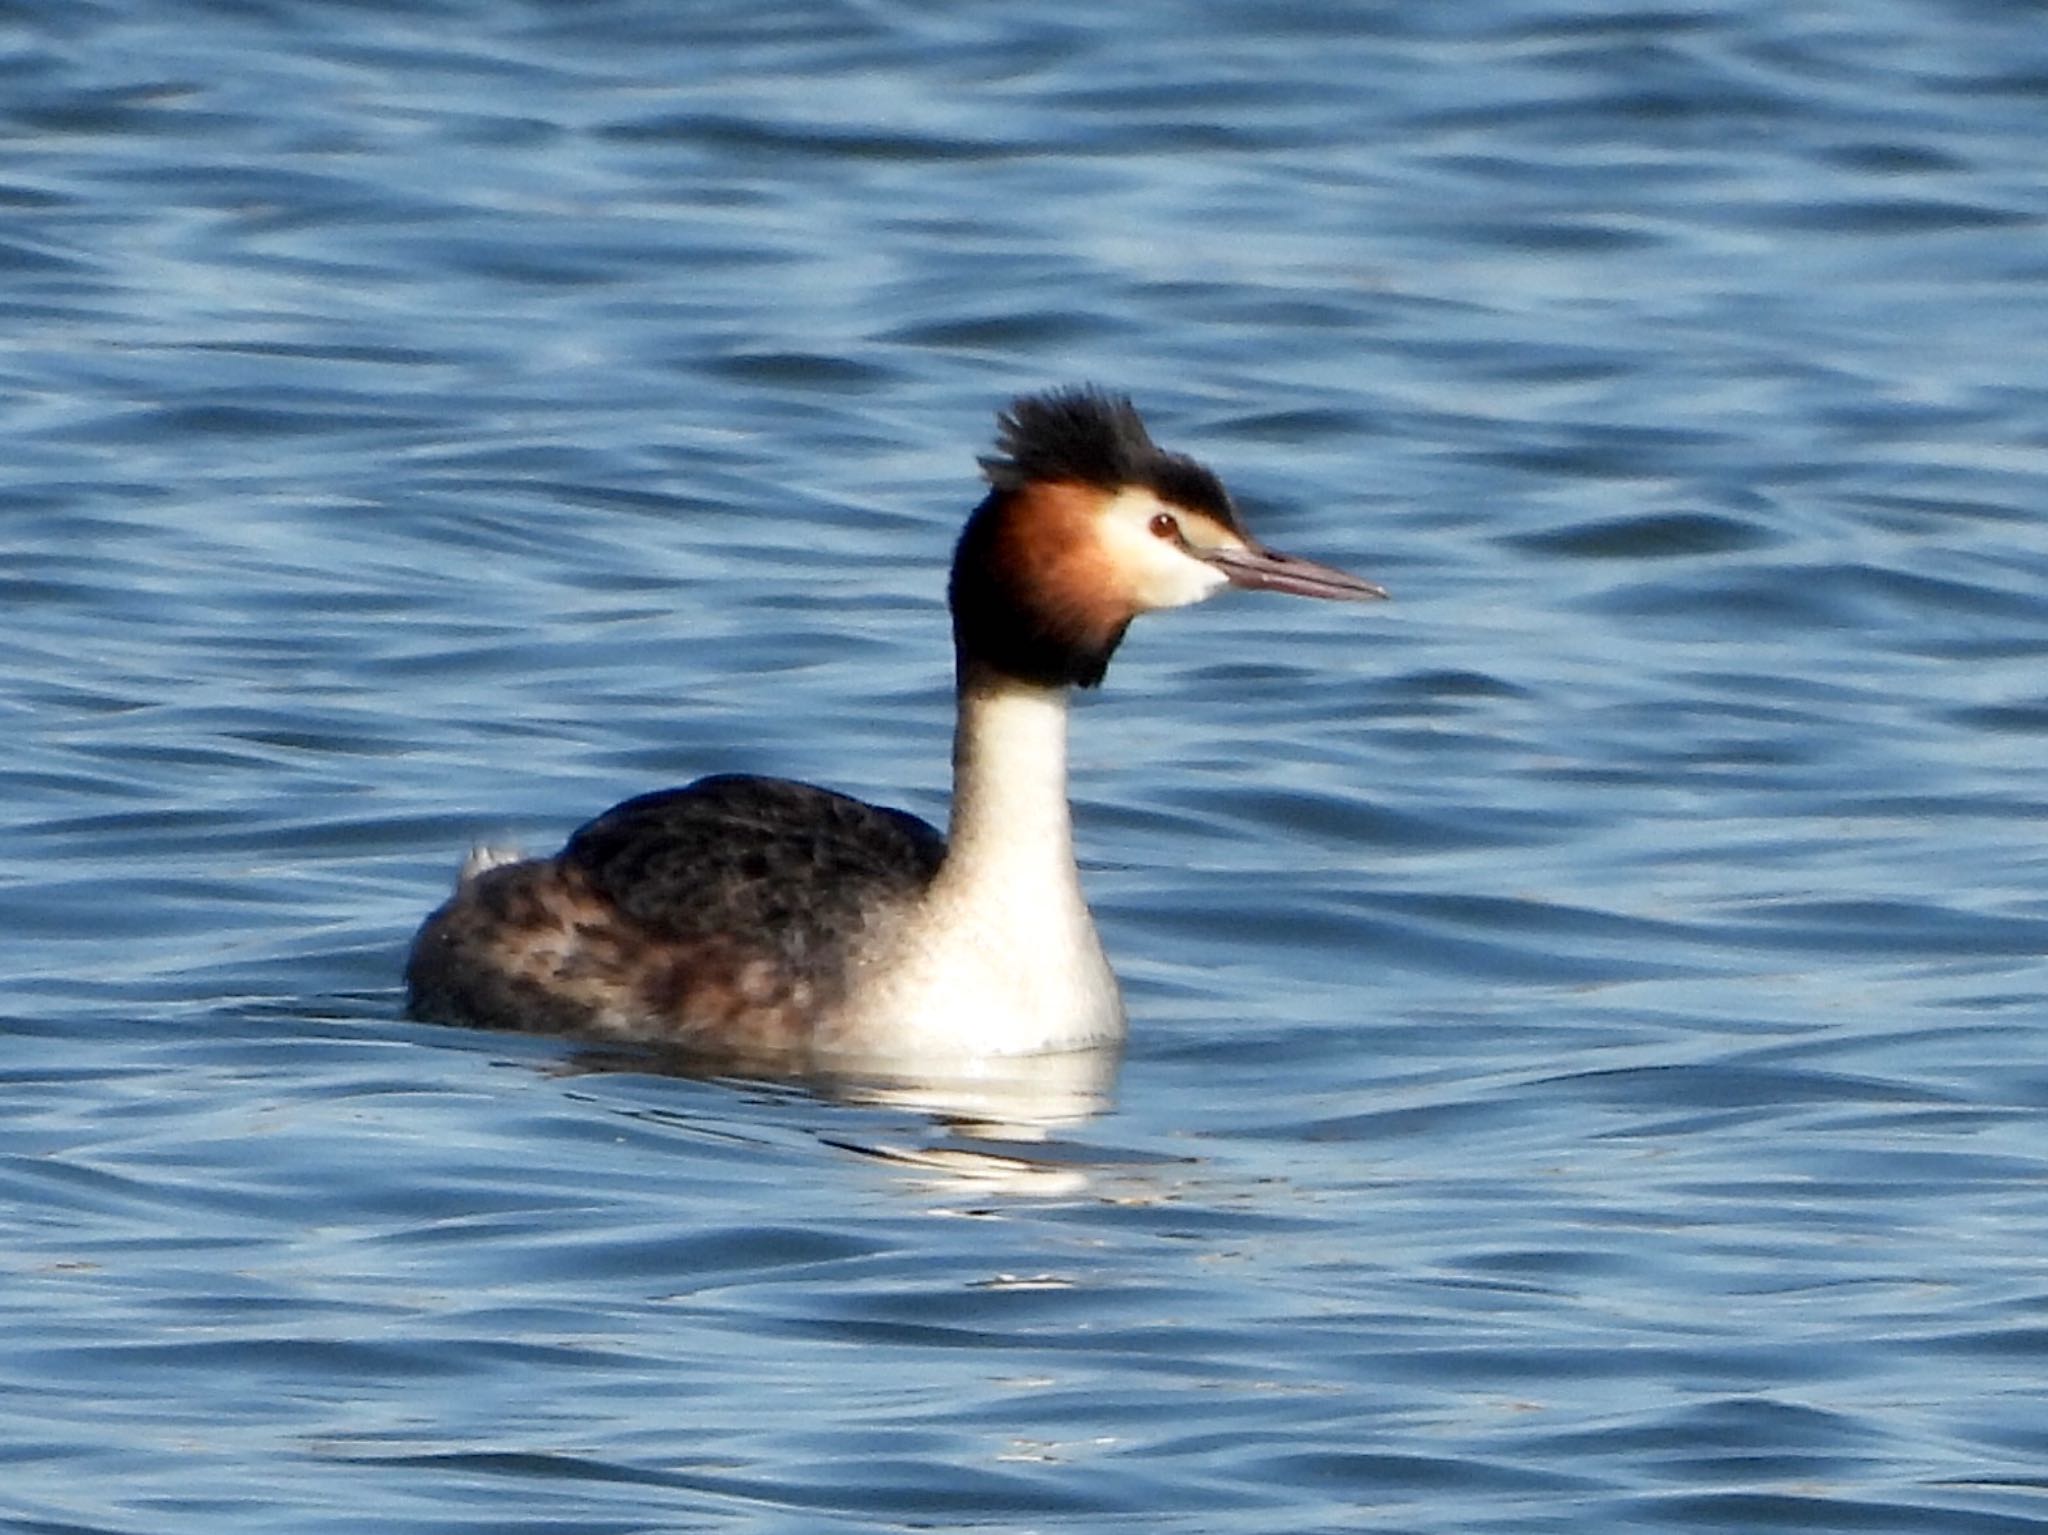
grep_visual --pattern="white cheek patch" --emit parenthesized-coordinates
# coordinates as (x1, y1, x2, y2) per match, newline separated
(1098, 489, 1234, 611)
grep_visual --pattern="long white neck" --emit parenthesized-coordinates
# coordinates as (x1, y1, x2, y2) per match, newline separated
(944, 661, 1082, 898)
(930, 661, 1122, 1049)
(832, 660, 1124, 1058)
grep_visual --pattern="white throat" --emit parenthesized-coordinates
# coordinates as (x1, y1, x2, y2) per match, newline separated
(830, 663, 1124, 1059)
(946, 671, 1080, 894)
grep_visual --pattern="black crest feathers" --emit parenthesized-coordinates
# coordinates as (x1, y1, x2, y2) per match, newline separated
(980, 386, 1241, 529)
(980, 387, 1161, 494)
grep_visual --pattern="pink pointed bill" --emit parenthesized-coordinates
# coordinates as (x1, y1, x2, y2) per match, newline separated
(1201, 543, 1389, 602)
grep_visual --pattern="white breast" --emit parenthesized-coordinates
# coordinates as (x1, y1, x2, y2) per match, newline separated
(831, 876, 1123, 1059)
(820, 677, 1126, 1061)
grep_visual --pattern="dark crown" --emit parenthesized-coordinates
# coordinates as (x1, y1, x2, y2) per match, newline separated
(978, 387, 1242, 529)
(981, 387, 1157, 492)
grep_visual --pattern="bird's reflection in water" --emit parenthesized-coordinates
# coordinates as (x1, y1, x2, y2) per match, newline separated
(549, 1038, 1125, 1196)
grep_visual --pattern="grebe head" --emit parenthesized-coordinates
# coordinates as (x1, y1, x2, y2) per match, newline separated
(949, 387, 1388, 688)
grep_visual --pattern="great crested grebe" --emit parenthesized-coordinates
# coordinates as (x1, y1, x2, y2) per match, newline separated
(406, 388, 1386, 1068)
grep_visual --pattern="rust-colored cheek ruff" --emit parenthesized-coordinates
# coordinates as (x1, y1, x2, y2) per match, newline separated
(950, 480, 1134, 690)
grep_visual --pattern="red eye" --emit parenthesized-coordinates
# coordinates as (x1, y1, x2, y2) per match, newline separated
(1149, 512, 1180, 540)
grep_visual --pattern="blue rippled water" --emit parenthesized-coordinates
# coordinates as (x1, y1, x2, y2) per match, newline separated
(7, 1, 2048, 1530)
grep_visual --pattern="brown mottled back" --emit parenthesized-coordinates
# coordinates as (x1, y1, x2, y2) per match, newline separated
(405, 774, 945, 1060)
